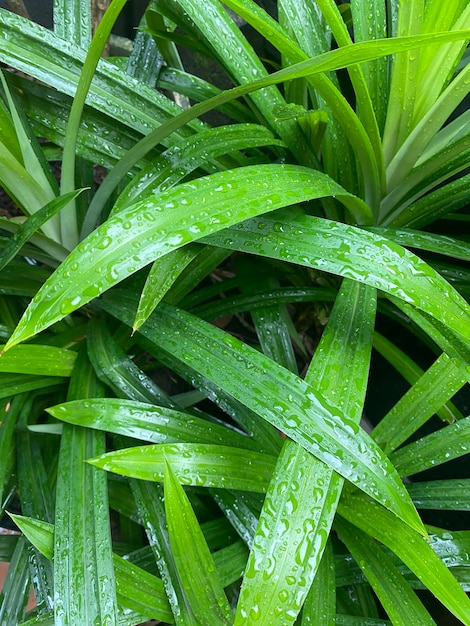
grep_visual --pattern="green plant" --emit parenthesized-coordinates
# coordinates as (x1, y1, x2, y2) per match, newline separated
(0, 0, 469, 623)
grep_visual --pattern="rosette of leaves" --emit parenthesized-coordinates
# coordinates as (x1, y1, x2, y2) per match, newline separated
(0, 0, 469, 624)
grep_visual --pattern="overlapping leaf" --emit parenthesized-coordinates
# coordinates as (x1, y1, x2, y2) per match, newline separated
(4, 165, 370, 349)
(100, 291, 425, 535)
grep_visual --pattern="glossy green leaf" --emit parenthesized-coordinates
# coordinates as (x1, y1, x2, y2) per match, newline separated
(54, 350, 118, 625)
(9, 514, 55, 560)
(350, 0, 388, 133)
(0, 190, 86, 271)
(0, 345, 76, 376)
(133, 245, 200, 331)
(390, 415, 470, 477)
(0, 71, 59, 241)
(191, 286, 337, 321)
(301, 541, 336, 625)
(101, 292, 424, 535)
(335, 517, 435, 625)
(0, 396, 21, 504)
(59, 0, 131, 248)
(129, 478, 199, 625)
(0, 9, 201, 140)
(111, 124, 285, 214)
(48, 397, 259, 450)
(213, 0, 382, 208)
(86, 316, 176, 408)
(406, 479, 470, 510)
(235, 280, 377, 625)
(16, 423, 55, 613)
(338, 491, 470, 624)
(5, 164, 370, 349)
(88, 28, 470, 222)
(205, 212, 470, 344)
(11, 514, 175, 623)
(0, 373, 66, 400)
(372, 353, 468, 453)
(89, 442, 276, 492)
(235, 440, 343, 625)
(366, 227, 470, 261)
(0, 536, 30, 624)
(54, 0, 91, 47)
(164, 458, 233, 624)
(112, 553, 173, 622)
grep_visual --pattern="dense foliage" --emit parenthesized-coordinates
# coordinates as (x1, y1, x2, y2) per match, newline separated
(0, 0, 469, 624)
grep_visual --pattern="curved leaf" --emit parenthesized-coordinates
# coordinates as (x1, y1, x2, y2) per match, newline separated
(47, 397, 259, 450)
(5, 164, 370, 349)
(88, 443, 277, 492)
(205, 212, 470, 344)
(0, 345, 76, 376)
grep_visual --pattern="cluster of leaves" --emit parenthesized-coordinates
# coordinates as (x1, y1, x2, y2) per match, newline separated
(0, 0, 469, 624)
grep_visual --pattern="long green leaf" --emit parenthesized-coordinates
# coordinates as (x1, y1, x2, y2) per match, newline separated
(0, 396, 21, 505)
(11, 514, 174, 623)
(86, 316, 177, 408)
(88, 442, 276, 492)
(390, 415, 470, 476)
(59, 0, 128, 248)
(81, 28, 470, 223)
(371, 353, 468, 453)
(338, 491, 470, 624)
(48, 398, 259, 450)
(0, 345, 76, 376)
(204, 212, 470, 344)
(235, 280, 377, 625)
(406, 479, 470, 510)
(335, 517, 436, 625)
(129, 478, 199, 625)
(301, 541, 336, 625)
(0, 190, 86, 271)
(163, 458, 233, 624)
(5, 165, 370, 349)
(101, 292, 425, 535)
(54, 349, 118, 625)
(0, 374, 66, 400)
(0, 536, 30, 624)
